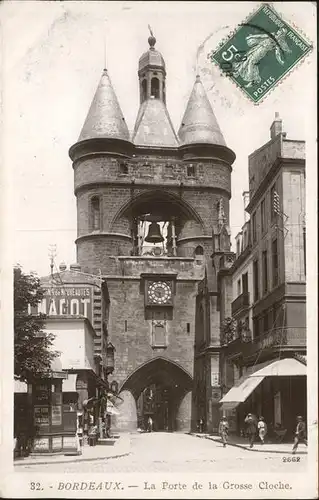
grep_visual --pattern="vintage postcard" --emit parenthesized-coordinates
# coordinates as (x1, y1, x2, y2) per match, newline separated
(0, 1, 317, 498)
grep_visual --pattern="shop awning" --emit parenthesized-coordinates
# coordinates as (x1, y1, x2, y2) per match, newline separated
(251, 358, 306, 377)
(63, 374, 78, 392)
(220, 376, 264, 406)
(220, 358, 306, 409)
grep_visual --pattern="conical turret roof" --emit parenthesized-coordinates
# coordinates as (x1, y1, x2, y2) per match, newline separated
(133, 98, 179, 148)
(178, 76, 226, 147)
(78, 69, 130, 142)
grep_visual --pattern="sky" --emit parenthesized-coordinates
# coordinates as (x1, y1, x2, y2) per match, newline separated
(1, 0, 317, 277)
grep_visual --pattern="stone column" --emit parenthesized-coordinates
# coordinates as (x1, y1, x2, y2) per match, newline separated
(112, 390, 137, 432)
(176, 391, 192, 432)
(171, 217, 177, 256)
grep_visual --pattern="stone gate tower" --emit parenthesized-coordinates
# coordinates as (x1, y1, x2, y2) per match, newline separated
(69, 33, 235, 432)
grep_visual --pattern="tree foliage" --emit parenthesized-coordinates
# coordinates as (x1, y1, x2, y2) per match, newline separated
(14, 266, 58, 382)
(220, 316, 237, 344)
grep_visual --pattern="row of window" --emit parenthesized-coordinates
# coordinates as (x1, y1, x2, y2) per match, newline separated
(251, 184, 279, 242)
(236, 226, 250, 256)
(117, 162, 198, 177)
(253, 303, 284, 338)
(253, 238, 279, 302)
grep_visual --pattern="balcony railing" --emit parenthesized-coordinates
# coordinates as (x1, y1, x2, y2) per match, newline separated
(220, 325, 252, 346)
(221, 326, 306, 354)
(247, 327, 306, 355)
(231, 292, 250, 316)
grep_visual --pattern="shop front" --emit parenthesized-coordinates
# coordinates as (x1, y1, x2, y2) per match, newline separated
(219, 357, 307, 441)
(29, 369, 79, 454)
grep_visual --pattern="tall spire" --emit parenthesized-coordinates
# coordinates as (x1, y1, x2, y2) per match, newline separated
(133, 30, 178, 148)
(78, 69, 130, 142)
(178, 75, 226, 147)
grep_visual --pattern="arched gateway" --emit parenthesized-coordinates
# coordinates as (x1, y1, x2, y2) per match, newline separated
(114, 358, 193, 432)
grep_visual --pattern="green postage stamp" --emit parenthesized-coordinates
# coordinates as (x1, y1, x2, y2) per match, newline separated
(209, 3, 313, 103)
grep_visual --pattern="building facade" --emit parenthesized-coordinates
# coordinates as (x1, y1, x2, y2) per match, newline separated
(68, 34, 236, 432)
(14, 263, 112, 454)
(38, 264, 111, 406)
(218, 114, 307, 438)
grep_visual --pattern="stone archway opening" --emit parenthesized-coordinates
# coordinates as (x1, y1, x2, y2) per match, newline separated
(118, 358, 193, 433)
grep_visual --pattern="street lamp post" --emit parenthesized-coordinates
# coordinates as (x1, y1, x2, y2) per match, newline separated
(106, 342, 115, 375)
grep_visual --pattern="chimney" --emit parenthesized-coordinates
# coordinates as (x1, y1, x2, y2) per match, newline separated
(270, 111, 283, 140)
(70, 263, 81, 272)
(59, 262, 67, 272)
(242, 191, 250, 222)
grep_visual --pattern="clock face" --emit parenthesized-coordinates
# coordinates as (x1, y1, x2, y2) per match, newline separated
(148, 281, 172, 305)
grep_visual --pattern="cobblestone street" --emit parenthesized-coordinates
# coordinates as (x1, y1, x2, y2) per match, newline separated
(16, 433, 307, 473)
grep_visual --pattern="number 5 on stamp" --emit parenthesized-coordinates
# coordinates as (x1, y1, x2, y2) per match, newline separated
(210, 3, 313, 103)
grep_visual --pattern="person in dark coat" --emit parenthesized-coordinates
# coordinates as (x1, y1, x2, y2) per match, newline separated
(244, 413, 258, 448)
(292, 416, 307, 454)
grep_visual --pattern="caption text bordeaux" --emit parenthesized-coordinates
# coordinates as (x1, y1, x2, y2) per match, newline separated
(57, 480, 292, 491)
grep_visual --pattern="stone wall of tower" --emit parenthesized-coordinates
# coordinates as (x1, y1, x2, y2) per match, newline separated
(107, 261, 202, 387)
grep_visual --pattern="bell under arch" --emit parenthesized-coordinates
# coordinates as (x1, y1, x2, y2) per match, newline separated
(112, 189, 204, 227)
(110, 189, 205, 257)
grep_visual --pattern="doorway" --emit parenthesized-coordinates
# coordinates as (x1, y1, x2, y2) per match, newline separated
(119, 357, 193, 432)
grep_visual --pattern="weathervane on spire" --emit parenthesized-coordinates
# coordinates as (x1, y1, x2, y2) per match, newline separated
(148, 24, 156, 48)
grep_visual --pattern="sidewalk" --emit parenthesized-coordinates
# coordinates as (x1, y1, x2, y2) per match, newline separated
(14, 434, 131, 467)
(190, 433, 308, 455)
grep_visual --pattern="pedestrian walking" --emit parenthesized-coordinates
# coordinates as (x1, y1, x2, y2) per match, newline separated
(244, 413, 257, 448)
(199, 418, 204, 433)
(147, 416, 153, 433)
(292, 416, 307, 454)
(257, 416, 267, 444)
(219, 416, 229, 447)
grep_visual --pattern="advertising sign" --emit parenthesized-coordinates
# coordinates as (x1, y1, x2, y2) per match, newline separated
(33, 437, 49, 451)
(36, 286, 93, 322)
(51, 405, 62, 426)
(52, 436, 63, 451)
(52, 392, 62, 405)
(34, 406, 50, 427)
(34, 383, 50, 403)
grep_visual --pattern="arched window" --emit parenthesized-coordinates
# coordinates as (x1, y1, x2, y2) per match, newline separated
(91, 196, 101, 231)
(151, 77, 160, 98)
(187, 164, 195, 177)
(141, 79, 147, 101)
(163, 82, 166, 104)
(165, 164, 174, 176)
(194, 245, 204, 256)
(119, 161, 128, 175)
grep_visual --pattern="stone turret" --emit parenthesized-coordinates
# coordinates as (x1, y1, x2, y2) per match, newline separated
(69, 69, 134, 276)
(78, 69, 130, 142)
(178, 75, 235, 164)
(69, 69, 133, 161)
